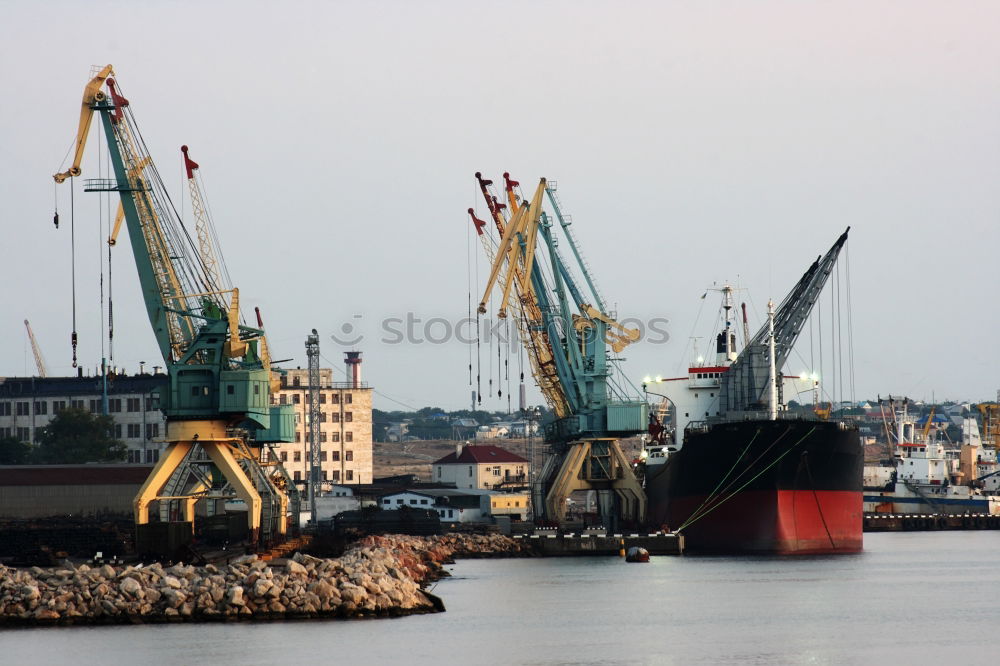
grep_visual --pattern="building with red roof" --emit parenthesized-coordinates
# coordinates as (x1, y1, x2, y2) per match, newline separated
(431, 444, 529, 490)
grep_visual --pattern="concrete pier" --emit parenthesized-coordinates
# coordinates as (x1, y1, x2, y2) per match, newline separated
(514, 531, 684, 556)
(864, 513, 1000, 532)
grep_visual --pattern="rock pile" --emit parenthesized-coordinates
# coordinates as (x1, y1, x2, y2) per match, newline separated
(0, 533, 525, 626)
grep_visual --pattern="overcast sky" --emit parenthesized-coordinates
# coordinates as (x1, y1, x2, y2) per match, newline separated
(2, 0, 998, 411)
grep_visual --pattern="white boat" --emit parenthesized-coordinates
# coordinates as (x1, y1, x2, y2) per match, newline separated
(863, 401, 1000, 515)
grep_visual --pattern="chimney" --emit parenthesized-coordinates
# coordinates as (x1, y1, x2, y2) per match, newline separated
(456, 442, 464, 458)
(344, 351, 362, 388)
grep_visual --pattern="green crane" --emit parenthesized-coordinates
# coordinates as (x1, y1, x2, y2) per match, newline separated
(54, 66, 295, 550)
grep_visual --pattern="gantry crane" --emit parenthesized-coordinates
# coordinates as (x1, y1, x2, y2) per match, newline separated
(23, 319, 47, 377)
(471, 174, 647, 527)
(54, 65, 296, 552)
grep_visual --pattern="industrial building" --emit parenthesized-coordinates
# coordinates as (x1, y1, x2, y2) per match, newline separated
(0, 373, 168, 464)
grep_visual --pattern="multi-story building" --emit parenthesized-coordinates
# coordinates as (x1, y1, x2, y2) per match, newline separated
(267, 355, 373, 489)
(0, 373, 168, 464)
(0, 352, 374, 487)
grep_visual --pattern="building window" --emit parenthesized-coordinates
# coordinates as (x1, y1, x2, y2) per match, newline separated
(89, 400, 99, 413)
(319, 393, 326, 404)
(146, 450, 159, 463)
(127, 398, 140, 412)
(16, 427, 31, 442)
(16, 402, 30, 416)
(71, 400, 85, 410)
(346, 470, 354, 481)
(420, 499, 428, 505)
(294, 471, 301, 481)
(332, 413, 340, 423)
(319, 412, 327, 423)
(346, 432, 353, 442)
(34, 401, 47, 415)
(114, 424, 122, 438)
(109, 398, 122, 413)
(128, 450, 141, 463)
(468, 466, 473, 477)
(294, 451, 301, 462)
(280, 451, 288, 462)
(331, 451, 340, 461)
(0, 427, 11, 438)
(320, 431, 327, 442)
(345, 412, 353, 422)
(0, 403, 10, 416)
(345, 450, 353, 461)
(332, 432, 340, 442)
(397, 499, 404, 505)
(332, 470, 340, 482)
(331, 393, 340, 404)
(53, 400, 67, 413)
(320, 451, 328, 462)
(322, 470, 328, 481)
(410, 499, 417, 505)
(292, 394, 300, 404)
(145, 397, 155, 411)
(127, 423, 141, 438)
(295, 431, 301, 443)
(437, 466, 442, 478)
(383, 499, 390, 505)
(145, 423, 160, 440)
(293, 377, 300, 387)
(493, 466, 501, 476)
(345, 393, 353, 404)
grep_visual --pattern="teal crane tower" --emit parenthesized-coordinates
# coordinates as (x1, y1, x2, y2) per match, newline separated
(471, 173, 648, 526)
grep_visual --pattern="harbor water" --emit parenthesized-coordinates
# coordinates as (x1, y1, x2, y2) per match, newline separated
(2, 531, 999, 665)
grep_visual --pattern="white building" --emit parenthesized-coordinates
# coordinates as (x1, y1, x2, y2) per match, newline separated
(379, 488, 529, 523)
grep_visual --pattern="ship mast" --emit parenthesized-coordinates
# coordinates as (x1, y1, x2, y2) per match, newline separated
(767, 299, 777, 420)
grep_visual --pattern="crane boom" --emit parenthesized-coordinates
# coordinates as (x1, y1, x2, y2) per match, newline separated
(24, 319, 47, 377)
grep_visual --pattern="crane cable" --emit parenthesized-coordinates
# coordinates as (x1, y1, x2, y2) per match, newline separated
(70, 177, 78, 368)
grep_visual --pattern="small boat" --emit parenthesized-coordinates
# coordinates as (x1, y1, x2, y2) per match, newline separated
(625, 546, 649, 562)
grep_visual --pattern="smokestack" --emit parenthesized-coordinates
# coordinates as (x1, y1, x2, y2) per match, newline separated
(344, 351, 362, 388)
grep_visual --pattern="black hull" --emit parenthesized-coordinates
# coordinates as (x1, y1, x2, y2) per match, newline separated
(645, 419, 864, 554)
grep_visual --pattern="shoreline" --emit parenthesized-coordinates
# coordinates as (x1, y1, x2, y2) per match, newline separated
(0, 533, 527, 628)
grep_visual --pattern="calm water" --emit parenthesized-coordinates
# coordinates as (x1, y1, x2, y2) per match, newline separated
(2, 532, 999, 665)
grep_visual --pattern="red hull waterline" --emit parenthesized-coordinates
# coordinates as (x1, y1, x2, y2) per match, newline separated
(669, 490, 863, 554)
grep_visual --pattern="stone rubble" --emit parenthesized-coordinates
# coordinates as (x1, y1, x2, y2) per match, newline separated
(0, 533, 525, 626)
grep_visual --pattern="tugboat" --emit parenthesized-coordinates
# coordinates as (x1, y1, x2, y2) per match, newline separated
(641, 230, 864, 554)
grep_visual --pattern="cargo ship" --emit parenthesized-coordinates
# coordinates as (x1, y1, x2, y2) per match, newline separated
(864, 401, 1000, 515)
(642, 230, 863, 554)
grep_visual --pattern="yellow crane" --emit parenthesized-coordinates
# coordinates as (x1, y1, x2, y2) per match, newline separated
(23, 319, 47, 377)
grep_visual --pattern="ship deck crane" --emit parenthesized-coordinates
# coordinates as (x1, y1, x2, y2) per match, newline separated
(471, 174, 647, 527)
(53, 66, 296, 552)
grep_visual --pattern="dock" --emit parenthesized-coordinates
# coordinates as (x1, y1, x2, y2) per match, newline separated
(864, 513, 1000, 532)
(513, 531, 684, 556)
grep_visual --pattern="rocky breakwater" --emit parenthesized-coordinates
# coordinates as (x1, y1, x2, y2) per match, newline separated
(0, 533, 525, 626)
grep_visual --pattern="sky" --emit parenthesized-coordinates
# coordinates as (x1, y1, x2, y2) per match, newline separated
(1, 0, 998, 411)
